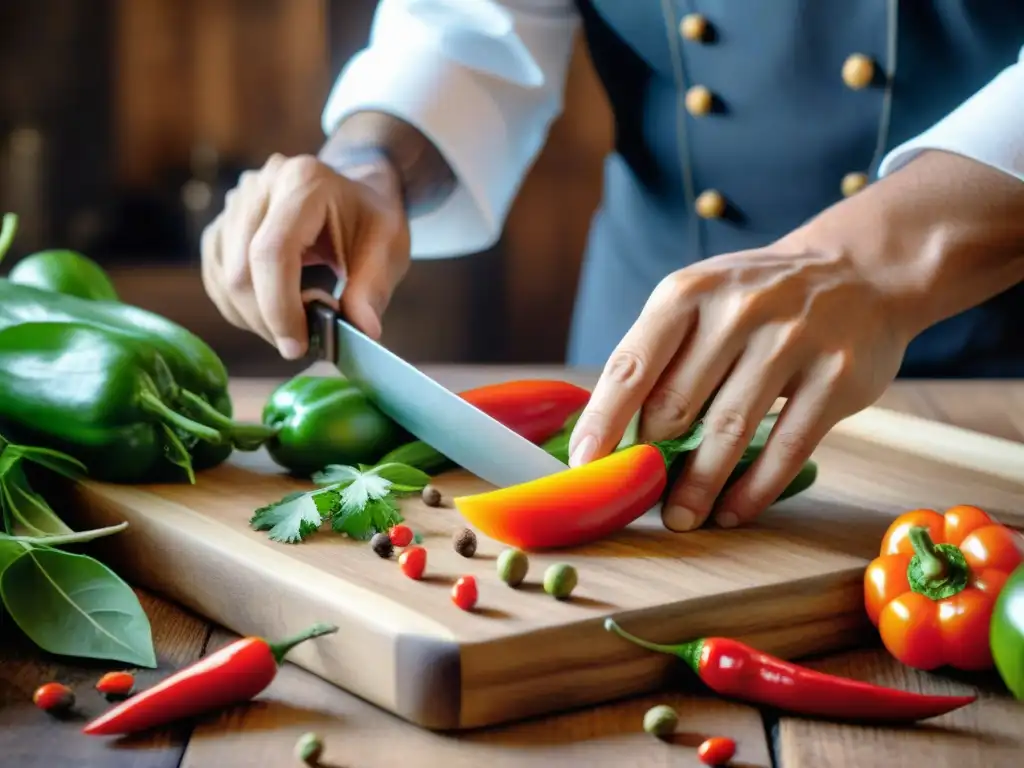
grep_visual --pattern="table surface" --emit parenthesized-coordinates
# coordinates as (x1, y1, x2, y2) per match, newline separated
(1, 367, 1022, 768)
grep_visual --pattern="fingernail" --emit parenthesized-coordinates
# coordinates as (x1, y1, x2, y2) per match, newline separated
(716, 511, 739, 529)
(568, 434, 597, 468)
(278, 338, 304, 360)
(662, 505, 698, 532)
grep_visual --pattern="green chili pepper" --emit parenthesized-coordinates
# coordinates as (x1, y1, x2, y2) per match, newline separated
(262, 376, 410, 477)
(992, 563, 1024, 700)
(8, 249, 119, 301)
(0, 321, 229, 483)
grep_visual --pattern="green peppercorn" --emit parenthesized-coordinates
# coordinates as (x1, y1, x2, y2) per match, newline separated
(370, 532, 393, 559)
(642, 704, 678, 738)
(496, 548, 529, 587)
(294, 731, 324, 765)
(543, 563, 577, 599)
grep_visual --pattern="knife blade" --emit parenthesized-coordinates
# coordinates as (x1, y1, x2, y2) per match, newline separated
(304, 300, 569, 489)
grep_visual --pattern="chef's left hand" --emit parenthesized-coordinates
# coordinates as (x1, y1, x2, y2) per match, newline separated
(566, 243, 910, 532)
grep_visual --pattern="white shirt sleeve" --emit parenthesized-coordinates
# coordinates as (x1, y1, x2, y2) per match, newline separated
(879, 45, 1024, 182)
(322, 0, 579, 259)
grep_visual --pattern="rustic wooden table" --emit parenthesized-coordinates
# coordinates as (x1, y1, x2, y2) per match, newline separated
(2, 368, 1022, 768)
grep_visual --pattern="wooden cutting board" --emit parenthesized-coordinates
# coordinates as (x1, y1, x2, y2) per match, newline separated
(63, 369, 1024, 732)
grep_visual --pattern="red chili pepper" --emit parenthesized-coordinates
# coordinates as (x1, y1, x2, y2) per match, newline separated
(95, 671, 135, 698)
(459, 379, 591, 444)
(454, 430, 702, 550)
(82, 623, 337, 736)
(604, 619, 976, 722)
(697, 736, 736, 765)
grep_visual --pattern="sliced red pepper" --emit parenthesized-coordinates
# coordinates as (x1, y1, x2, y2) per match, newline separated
(82, 623, 336, 736)
(453, 427, 703, 550)
(605, 619, 976, 723)
(457, 379, 590, 444)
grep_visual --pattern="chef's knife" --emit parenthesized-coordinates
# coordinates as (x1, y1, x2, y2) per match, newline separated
(303, 298, 569, 489)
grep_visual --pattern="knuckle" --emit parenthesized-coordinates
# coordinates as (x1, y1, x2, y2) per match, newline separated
(282, 154, 323, 184)
(707, 407, 751, 446)
(238, 169, 259, 189)
(645, 386, 693, 427)
(263, 152, 286, 170)
(603, 349, 647, 388)
(771, 429, 811, 461)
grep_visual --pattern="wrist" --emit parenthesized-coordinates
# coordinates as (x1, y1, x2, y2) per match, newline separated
(781, 151, 1024, 338)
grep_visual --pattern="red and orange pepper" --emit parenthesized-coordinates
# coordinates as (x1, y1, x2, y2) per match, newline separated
(864, 505, 1023, 671)
(454, 428, 703, 550)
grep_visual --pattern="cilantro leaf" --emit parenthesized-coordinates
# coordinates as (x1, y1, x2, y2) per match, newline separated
(332, 496, 403, 540)
(250, 490, 325, 543)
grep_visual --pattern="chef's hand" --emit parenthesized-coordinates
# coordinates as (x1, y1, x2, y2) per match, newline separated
(567, 245, 909, 532)
(201, 152, 410, 359)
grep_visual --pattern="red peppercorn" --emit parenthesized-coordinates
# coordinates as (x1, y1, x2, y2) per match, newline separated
(33, 682, 75, 714)
(451, 575, 478, 611)
(398, 545, 427, 580)
(96, 671, 135, 698)
(389, 524, 414, 548)
(697, 736, 736, 765)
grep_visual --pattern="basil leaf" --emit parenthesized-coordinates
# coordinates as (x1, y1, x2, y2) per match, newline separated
(1, 546, 157, 667)
(368, 462, 431, 489)
(2, 462, 74, 537)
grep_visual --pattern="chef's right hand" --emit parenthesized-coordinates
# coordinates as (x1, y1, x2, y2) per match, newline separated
(201, 152, 411, 359)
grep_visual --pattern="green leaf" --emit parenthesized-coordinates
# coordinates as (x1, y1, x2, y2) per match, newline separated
(311, 464, 362, 486)
(250, 490, 325, 543)
(332, 496, 402, 540)
(160, 423, 195, 484)
(0, 538, 21, 574)
(338, 471, 392, 513)
(1, 462, 74, 537)
(368, 462, 431, 489)
(0, 521, 128, 547)
(0, 545, 157, 667)
(14, 445, 87, 480)
(615, 410, 642, 451)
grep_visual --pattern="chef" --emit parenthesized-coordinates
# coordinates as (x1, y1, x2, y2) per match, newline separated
(201, 1, 1024, 533)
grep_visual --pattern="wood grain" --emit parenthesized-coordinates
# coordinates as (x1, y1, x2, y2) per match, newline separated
(180, 629, 773, 768)
(0, 590, 210, 768)
(61, 368, 1024, 733)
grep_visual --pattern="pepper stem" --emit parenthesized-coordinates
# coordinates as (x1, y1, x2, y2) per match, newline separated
(267, 623, 339, 665)
(651, 420, 706, 466)
(139, 390, 226, 445)
(178, 389, 278, 450)
(906, 525, 970, 601)
(604, 618, 704, 676)
(0, 213, 17, 262)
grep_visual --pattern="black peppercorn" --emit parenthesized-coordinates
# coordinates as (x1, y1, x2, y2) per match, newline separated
(452, 527, 477, 558)
(370, 532, 394, 558)
(422, 484, 443, 507)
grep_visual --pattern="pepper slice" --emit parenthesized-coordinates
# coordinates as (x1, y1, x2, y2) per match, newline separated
(992, 562, 1024, 699)
(453, 427, 704, 550)
(864, 505, 1024, 671)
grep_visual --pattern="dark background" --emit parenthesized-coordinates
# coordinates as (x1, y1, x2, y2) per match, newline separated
(0, 0, 610, 376)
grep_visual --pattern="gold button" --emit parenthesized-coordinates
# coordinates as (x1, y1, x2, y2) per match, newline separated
(841, 172, 869, 197)
(679, 13, 709, 41)
(685, 85, 714, 116)
(695, 190, 726, 219)
(842, 54, 875, 89)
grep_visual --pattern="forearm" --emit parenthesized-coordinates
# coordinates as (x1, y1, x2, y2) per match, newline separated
(318, 111, 456, 217)
(786, 150, 1024, 337)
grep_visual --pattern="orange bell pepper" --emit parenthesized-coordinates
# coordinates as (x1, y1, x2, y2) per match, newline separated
(864, 505, 1024, 671)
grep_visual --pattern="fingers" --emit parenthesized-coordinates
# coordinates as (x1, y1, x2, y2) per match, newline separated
(567, 279, 694, 468)
(250, 177, 330, 358)
(712, 353, 852, 527)
(338, 205, 409, 340)
(661, 332, 797, 532)
(201, 214, 247, 330)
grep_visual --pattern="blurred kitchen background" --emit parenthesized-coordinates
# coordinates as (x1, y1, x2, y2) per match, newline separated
(0, 0, 612, 376)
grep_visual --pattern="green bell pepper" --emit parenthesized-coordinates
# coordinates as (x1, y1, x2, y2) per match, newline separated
(0, 321, 230, 483)
(8, 248, 119, 301)
(263, 376, 410, 477)
(992, 562, 1024, 700)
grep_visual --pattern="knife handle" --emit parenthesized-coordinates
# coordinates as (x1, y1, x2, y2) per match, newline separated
(305, 301, 337, 361)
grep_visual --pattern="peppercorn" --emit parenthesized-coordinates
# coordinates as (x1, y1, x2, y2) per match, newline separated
(370, 532, 394, 558)
(642, 704, 678, 738)
(32, 682, 75, 715)
(543, 563, 577, 599)
(422, 484, 443, 507)
(453, 527, 477, 558)
(294, 731, 324, 765)
(496, 548, 529, 587)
